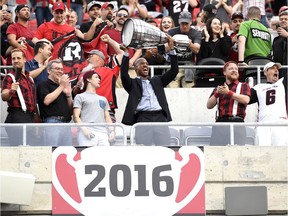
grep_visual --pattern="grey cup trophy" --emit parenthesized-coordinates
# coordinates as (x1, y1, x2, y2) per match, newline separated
(121, 18, 167, 49)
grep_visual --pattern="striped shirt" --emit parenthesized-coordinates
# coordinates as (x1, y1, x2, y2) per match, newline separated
(210, 80, 251, 119)
(1, 71, 36, 113)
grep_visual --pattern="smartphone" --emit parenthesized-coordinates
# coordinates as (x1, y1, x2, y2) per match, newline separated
(276, 23, 280, 29)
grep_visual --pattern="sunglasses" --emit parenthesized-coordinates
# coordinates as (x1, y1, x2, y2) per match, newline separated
(117, 13, 128, 18)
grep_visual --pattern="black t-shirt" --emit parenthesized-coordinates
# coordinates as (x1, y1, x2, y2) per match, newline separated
(80, 21, 93, 33)
(37, 79, 72, 121)
(168, 0, 198, 26)
(80, 21, 107, 39)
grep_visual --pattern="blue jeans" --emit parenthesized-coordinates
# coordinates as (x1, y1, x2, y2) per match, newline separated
(43, 117, 72, 146)
(70, 3, 84, 26)
(35, 7, 53, 27)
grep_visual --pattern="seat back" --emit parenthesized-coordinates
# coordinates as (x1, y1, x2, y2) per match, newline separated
(245, 126, 255, 145)
(244, 57, 272, 84)
(194, 58, 226, 87)
(184, 126, 212, 146)
(169, 127, 181, 146)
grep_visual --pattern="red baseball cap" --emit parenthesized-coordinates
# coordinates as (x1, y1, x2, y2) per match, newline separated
(279, 6, 288, 16)
(101, 2, 114, 10)
(53, 2, 65, 12)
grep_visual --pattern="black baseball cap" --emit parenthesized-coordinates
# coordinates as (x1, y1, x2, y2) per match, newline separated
(15, 4, 29, 13)
(203, 4, 217, 15)
(232, 12, 244, 20)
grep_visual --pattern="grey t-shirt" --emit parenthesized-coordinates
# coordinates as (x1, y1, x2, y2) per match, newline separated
(73, 92, 110, 133)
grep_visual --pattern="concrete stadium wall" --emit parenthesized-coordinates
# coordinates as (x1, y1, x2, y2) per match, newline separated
(0, 146, 287, 214)
(2, 88, 284, 215)
(115, 88, 258, 123)
(1, 88, 258, 124)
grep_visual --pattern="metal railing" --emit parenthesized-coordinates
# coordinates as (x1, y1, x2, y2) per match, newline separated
(130, 122, 288, 146)
(1, 122, 287, 146)
(1, 65, 287, 85)
(0, 123, 127, 146)
(148, 65, 288, 85)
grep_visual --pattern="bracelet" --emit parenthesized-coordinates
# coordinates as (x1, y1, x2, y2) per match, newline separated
(228, 90, 234, 97)
(66, 95, 72, 98)
(238, 61, 244, 63)
(213, 92, 220, 98)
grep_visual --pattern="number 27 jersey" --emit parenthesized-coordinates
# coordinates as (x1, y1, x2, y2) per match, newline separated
(168, 0, 197, 26)
(252, 78, 287, 122)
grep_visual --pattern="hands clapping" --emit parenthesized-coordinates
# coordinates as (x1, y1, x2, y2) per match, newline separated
(216, 83, 229, 95)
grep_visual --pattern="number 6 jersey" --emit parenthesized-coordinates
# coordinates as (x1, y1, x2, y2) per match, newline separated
(250, 76, 287, 122)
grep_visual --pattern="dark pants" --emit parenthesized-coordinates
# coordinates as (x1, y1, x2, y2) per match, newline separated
(35, 7, 53, 27)
(135, 111, 171, 146)
(4, 109, 38, 146)
(210, 117, 246, 146)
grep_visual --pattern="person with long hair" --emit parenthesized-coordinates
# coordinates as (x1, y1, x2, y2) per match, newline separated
(197, 16, 232, 63)
(159, 16, 175, 33)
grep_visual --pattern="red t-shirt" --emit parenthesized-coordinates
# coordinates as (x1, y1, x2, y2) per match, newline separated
(34, 21, 74, 42)
(229, 32, 239, 63)
(7, 22, 34, 40)
(105, 28, 135, 57)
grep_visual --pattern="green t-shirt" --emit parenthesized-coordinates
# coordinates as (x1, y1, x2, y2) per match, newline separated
(238, 19, 272, 59)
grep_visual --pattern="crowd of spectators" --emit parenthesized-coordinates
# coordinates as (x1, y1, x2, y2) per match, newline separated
(0, 1, 287, 82)
(0, 0, 287, 146)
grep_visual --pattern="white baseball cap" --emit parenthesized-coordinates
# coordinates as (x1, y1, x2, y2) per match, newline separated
(263, 62, 281, 72)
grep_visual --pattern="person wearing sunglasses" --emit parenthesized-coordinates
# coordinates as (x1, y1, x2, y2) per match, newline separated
(105, 7, 142, 70)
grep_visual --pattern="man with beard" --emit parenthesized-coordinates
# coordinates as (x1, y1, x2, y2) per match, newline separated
(1, 49, 37, 146)
(80, 1, 105, 38)
(32, 2, 87, 43)
(101, 2, 114, 21)
(6, 5, 33, 52)
(207, 61, 251, 145)
(105, 7, 140, 66)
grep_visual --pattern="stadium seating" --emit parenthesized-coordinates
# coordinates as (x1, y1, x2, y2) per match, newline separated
(194, 58, 226, 87)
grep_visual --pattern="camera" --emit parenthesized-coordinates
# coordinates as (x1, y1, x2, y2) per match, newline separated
(275, 23, 281, 29)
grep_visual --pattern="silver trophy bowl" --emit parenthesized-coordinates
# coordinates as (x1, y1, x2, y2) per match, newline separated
(122, 18, 167, 49)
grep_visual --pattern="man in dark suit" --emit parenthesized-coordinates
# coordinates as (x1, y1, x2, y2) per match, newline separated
(121, 35, 178, 146)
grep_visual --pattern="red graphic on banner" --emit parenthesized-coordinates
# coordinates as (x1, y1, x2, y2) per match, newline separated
(52, 146, 205, 215)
